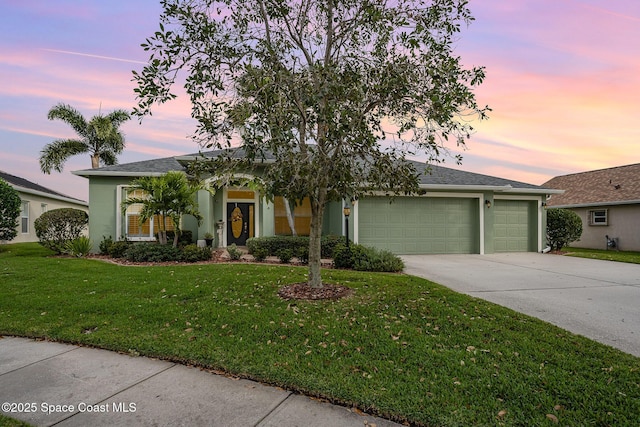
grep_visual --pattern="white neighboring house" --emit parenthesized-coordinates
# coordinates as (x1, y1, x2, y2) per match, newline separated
(0, 170, 88, 244)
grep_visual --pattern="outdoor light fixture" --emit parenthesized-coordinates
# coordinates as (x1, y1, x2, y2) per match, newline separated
(485, 200, 492, 208)
(343, 205, 351, 248)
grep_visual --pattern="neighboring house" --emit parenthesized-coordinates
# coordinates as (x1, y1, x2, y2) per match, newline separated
(73, 149, 559, 255)
(0, 170, 88, 243)
(543, 163, 640, 251)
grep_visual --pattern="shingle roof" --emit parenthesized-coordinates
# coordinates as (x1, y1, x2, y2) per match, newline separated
(74, 149, 548, 191)
(543, 163, 640, 207)
(0, 170, 86, 203)
(413, 161, 542, 188)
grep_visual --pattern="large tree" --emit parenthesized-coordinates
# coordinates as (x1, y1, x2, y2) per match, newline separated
(40, 103, 130, 173)
(121, 171, 203, 247)
(134, 0, 489, 287)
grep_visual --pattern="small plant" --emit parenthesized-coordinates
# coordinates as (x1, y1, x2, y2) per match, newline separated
(277, 248, 294, 263)
(227, 243, 242, 260)
(64, 236, 92, 257)
(252, 247, 269, 262)
(203, 232, 214, 247)
(99, 235, 114, 255)
(296, 246, 309, 264)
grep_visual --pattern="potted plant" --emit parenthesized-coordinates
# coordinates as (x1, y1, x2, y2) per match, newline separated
(203, 232, 214, 247)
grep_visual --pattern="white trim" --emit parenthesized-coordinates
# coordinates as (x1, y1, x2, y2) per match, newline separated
(353, 200, 359, 244)
(12, 185, 87, 206)
(73, 171, 167, 178)
(550, 199, 640, 209)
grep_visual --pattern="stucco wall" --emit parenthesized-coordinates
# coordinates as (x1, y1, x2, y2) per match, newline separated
(11, 191, 88, 244)
(569, 204, 640, 251)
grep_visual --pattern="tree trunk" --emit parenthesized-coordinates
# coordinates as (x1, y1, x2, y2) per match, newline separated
(283, 197, 297, 236)
(307, 187, 327, 288)
(91, 154, 100, 169)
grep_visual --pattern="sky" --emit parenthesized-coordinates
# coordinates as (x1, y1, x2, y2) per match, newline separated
(0, 0, 639, 201)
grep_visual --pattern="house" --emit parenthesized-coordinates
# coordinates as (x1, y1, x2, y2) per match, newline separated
(0, 170, 88, 243)
(73, 149, 559, 255)
(543, 163, 640, 251)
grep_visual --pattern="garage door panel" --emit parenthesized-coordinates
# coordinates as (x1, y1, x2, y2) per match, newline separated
(494, 200, 532, 252)
(359, 197, 479, 254)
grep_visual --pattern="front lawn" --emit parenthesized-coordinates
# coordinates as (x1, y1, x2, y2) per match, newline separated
(565, 247, 640, 264)
(1, 243, 638, 426)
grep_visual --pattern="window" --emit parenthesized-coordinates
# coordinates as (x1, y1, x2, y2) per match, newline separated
(123, 188, 175, 240)
(21, 202, 29, 234)
(274, 197, 312, 235)
(589, 209, 608, 226)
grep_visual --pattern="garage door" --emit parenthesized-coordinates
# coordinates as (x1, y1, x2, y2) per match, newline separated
(358, 197, 479, 254)
(494, 200, 532, 252)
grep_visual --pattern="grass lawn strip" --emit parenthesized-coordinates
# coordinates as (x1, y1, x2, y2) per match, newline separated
(565, 247, 640, 264)
(1, 244, 639, 426)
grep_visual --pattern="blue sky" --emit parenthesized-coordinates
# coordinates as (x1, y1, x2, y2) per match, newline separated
(1, 0, 639, 201)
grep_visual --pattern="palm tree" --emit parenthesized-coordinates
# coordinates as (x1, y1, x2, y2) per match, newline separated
(40, 103, 130, 173)
(121, 172, 203, 247)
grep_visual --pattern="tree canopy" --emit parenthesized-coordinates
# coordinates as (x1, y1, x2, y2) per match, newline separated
(134, 0, 489, 287)
(40, 103, 130, 173)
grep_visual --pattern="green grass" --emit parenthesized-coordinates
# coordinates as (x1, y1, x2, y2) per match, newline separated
(1, 243, 639, 426)
(565, 247, 640, 264)
(0, 415, 32, 427)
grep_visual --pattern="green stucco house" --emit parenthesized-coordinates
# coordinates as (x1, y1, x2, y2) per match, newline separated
(74, 150, 560, 254)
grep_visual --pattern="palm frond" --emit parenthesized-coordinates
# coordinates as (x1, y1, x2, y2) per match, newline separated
(47, 104, 90, 139)
(39, 139, 89, 173)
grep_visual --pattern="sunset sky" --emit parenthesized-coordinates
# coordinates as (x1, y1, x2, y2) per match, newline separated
(1, 0, 638, 201)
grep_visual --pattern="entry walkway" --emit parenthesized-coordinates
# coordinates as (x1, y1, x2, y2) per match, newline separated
(403, 252, 640, 357)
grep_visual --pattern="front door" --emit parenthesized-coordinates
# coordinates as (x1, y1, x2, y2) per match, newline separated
(227, 202, 254, 246)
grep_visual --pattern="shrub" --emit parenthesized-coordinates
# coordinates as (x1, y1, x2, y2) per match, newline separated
(252, 247, 269, 262)
(64, 236, 93, 257)
(164, 230, 193, 246)
(0, 178, 21, 242)
(296, 245, 309, 264)
(321, 235, 345, 258)
(277, 248, 294, 263)
(332, 243, 356, 269)
(99, 236, 114, 255)
(227, 243, 242, 260)
(180, 244, 212, 262)
(34, 208, 88, 254)
(547, 208, 583, 251)
(246, 235, 344, 258)
(108, 241, 130, 258)
(353, 247, 404, 272)
(125, 243, 182, 262)
(333, 243, 404, 272)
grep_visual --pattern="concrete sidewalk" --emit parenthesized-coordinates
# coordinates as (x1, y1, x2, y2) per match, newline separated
(0, 336, 402, 427)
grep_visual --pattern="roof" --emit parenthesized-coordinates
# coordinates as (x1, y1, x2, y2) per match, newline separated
(0, 170, 87, 205)
(543, 163, 640, 207)
(74, 149, 554, 194)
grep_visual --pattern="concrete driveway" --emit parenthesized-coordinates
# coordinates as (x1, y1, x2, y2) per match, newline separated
(402, 253, 640, 357)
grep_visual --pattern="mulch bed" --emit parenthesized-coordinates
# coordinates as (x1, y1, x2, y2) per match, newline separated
(277, 282, 353, 300)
